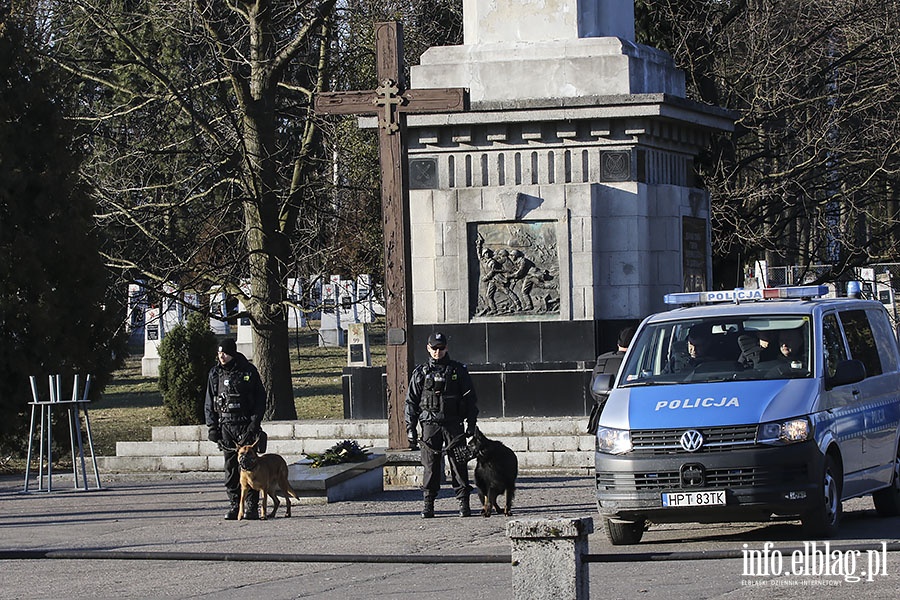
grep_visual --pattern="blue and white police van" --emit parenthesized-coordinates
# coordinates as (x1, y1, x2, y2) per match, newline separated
(592, 285, 900, 544)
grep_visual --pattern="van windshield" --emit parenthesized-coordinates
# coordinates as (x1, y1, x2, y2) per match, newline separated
(619, 316, 812, 385)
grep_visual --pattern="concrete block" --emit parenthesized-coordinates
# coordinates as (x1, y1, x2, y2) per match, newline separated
(414, 290, 440, 323)
(287, 455, 386, 503)
(502, 438, 528, 452)
(528, 436, 580, 452)
(160, 456, 209, 472)
(199, 441, 220, 455)
(478, 419, 524, 436)
(508, 516, 594, 600)
(265, 440, 305, 455)
(151, 426, 177, 442)
(115, 441, 199, 457)
(384, 464, 423, 489)
(516, 452, 553, 470)
(521, 418, 582, 436)
(432, 190, 459, 223)
(410, 190, 435, 224)
(264, 422, 296, 439)
(173, 426, 203, 442)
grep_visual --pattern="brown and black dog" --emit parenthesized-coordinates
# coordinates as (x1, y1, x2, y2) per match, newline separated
(467, 428, 518, 517)
(236, 438, 301, 520)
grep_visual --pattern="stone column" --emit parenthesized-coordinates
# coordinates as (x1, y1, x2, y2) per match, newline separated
(507, 517, 594, 600)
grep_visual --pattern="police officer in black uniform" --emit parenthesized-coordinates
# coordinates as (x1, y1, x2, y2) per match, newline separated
(587, 326, 634, 434)
(204, 338, 267, 520)
(405, 332, 479, 518)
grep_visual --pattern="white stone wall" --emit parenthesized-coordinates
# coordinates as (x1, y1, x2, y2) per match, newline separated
(410, 181, 708, 325)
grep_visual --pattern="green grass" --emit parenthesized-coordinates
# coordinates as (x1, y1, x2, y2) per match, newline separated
(26, 320, 387, 462)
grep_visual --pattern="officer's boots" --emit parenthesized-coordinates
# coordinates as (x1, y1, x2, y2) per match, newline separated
(243, 491, 260, 520)
(225, 498, 240, 520)
(421, 494, 435, 519)
(458, 494, 471, 517)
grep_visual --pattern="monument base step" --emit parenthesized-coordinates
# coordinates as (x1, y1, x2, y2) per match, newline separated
(287, 454, 386, 504)
(95, 417, 596, 482)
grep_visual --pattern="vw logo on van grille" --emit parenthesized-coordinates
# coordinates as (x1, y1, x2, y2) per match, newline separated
(680, 430, 705, 452)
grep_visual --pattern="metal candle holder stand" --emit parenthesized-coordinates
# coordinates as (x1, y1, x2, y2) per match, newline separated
(23, 374, 102, 492)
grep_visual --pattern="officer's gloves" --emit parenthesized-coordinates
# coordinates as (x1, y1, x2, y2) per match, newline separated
(465, 422, 477, 438)
(407, 429, 419, 450)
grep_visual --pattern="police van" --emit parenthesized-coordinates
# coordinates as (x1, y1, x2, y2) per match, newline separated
(592, 285, 900, 545)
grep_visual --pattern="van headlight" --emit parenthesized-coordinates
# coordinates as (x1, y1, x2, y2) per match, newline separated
(596, 426, 632, 454)
(757, 418, 811, 445)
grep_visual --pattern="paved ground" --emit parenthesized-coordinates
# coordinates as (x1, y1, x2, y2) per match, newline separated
(1, 472, 899, 599)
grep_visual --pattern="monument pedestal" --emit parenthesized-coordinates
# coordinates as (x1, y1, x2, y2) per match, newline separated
(376, 0, 734, 416)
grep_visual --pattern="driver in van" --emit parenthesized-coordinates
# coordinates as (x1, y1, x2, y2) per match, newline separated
(686, 330, 715, 367)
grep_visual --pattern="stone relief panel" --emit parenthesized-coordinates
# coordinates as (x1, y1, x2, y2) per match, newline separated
(469, 221, 560, 318)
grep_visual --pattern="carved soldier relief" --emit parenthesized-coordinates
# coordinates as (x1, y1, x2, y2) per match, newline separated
(469, 222, 560, 318)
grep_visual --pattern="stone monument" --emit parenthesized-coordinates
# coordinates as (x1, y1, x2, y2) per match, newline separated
(389, 0, 734, 417)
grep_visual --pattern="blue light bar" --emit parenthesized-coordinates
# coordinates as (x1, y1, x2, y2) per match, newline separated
(664, 285, 829, 306)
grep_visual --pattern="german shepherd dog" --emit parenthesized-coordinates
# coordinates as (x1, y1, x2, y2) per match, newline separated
(467, 428, 518, 517)
(236, 438, 301, 520)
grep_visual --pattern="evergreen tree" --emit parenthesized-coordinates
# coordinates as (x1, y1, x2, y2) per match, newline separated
(158, 312, 217, 426)
(0, 5, 125, 454)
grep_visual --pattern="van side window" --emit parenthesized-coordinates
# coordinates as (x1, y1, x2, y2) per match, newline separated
(839, 309, 882, 377)
(867, 308, 900, 373)
(822, 314, 847, 379)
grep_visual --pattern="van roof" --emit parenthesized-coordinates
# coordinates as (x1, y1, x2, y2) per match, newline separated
(647, 297, 884, 324)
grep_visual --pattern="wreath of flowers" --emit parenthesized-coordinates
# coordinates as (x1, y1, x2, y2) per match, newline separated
(305, 439, 371, 468)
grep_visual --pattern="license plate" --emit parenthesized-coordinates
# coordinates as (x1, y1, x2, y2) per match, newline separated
(661, 490, 726, 507)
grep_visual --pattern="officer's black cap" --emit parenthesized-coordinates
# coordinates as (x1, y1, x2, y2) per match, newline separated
(218, 338, 237, 357)
(427, 332, 447, 349)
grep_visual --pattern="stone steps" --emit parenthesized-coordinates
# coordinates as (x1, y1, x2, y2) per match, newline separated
(95, 417, 596, 476)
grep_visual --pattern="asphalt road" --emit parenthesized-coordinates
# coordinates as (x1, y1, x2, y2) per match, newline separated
(1, 473, 898, 599)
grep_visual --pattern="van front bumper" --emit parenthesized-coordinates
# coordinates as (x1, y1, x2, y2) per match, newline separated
(595, 441, 824, 523)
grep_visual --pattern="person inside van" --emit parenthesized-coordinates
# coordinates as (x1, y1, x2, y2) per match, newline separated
(757, 330, 779, 361)
(777, 329, 807, 369)
(687, 331, 715, 367)
(737, 333, 762, 368)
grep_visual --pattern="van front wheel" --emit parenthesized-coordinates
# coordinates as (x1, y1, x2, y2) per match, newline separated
(605, 518, 645, 545)
(873, 445, 900, 517)
(801, 454, 842, 537)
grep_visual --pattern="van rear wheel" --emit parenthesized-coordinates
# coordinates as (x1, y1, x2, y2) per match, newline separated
(873, 445, 900, 517)
(801, 454, 842, 537)
(605, 518, 645, 545)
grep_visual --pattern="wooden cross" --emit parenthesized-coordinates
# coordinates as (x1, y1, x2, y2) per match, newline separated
(315, 21, 468, 450)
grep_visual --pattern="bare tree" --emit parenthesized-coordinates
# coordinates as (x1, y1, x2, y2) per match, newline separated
(41, 0, 340, 419)
(639, 0, 900, 285)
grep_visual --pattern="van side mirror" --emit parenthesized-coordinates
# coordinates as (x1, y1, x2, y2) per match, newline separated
(591, 373, 614, 397)
(826, 359, 866, 389)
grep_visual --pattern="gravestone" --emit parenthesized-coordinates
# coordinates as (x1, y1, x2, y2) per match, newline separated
(141, 306, 163, 376)
(125, 282, 147, 344)
(236, 282, 255, 360)
(356, 274, 375, 323)
(382, 0, 734, 418)
(208, 286, 229, 336)
(337, 278, 358, 329)
(307, 276, 323, 320)
(160, 283, 182, 336)
(346, 322, 371, 367)
(319, 277, 344, 347)
(286, 278, 306, 329)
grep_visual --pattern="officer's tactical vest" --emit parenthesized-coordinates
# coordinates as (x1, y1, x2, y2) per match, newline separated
(421, 362, 463, 421)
